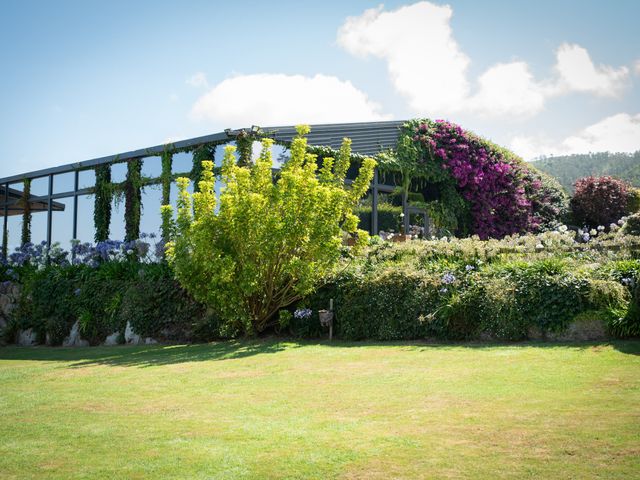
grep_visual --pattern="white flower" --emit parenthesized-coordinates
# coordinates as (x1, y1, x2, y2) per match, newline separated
(558, 225, 568, 233)
(597, 225, 605, 231)
(589, 229, 597, 236)
(535, 243, 544, 250)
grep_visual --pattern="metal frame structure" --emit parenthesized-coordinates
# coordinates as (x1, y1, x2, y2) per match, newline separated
(1, 120, 427, 253)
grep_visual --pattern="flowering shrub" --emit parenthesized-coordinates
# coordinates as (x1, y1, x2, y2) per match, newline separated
(166, 126, 376, 335)
(296, 229, 640, 340)
(570, 176, 635, 227)
(380, 119, 568, 239)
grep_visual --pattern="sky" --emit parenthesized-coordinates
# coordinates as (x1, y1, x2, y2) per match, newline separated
(1, 0, 639, 179)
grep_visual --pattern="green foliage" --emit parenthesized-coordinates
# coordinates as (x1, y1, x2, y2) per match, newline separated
(161, 150, 173, 241)
(611, 282, 640, 338)
(531, 151, 640, 192)
(621, 213, 640, 236)
(118, 265, 204, 339)
(166, 126, 376, 334)
(7, 261, 207, 345)
(191, 144, 216, 192)
(20, 178, 31, 245)
(626, 188, 640, 213)
(11, 267, 79, 345)
(94, 165, 112, 242)
(124, 159, 142, 242)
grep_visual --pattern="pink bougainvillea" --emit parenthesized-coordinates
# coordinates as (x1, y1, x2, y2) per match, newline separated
(406, 119, 566, 239)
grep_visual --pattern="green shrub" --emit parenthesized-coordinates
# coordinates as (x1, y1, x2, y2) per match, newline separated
(621, 213, 640, 236)
(167, 127, 376, 335)
(475, 278, 527, 340)
(587, 280, 630, 311)
(118, 270, 203, 340)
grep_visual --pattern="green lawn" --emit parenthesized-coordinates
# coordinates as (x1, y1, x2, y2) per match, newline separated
(0, 341, 639, 479)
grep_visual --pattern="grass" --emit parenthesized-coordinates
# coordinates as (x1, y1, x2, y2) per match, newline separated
(0, 340, 639, 479)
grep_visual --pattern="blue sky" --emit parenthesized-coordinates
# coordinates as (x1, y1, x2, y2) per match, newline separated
(1, 0, 639, 179)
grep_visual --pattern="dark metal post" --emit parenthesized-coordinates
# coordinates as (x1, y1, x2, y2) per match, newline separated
(371, 169, 379, 235)
(72, 171, 79, 240)
(2, 183, 8, 258)
(402, 191, 409, 234)
(46, 174, 53, 246)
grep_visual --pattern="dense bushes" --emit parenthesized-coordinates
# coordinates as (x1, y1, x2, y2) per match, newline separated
(570, 176, 638, 227)
(297, 230, 640, 341)
(2, 260, 209, 345)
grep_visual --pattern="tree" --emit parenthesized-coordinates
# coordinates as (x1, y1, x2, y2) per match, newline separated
(570, 176, 634, 227)
(165, 126, 376, 334)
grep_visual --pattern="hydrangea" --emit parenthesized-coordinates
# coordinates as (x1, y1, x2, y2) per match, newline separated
(294, 308, 313, 320)
(441, 272, 456, 284)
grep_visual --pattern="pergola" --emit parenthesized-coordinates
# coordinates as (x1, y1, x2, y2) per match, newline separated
(0, 120, 429, 253)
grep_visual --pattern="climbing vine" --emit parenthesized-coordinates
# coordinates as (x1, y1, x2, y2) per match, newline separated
(21, 178, 31, 245)
(235, 130, 254, 167)
(191, 144, 216, 191)
(161, 150, 173, 241)
(94, 165, 112, 242)
(124, 159, 143, 242)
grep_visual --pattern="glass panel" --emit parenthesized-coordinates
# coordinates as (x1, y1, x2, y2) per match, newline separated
(53, 172, 75, 194)
(78, 169, 96, 189)
(111, 162, 127, 184)
(109, 198, 125, 241)
(141, 156, 162, 180)
(172, 152, 192, 175)
(140, 186, 162, 238)
(271, 144, 287, 169)
(30, 176, 49, 197)
(6, 214, 21, 253)
(76, 195, 95, 244)
(29, 208, 48, 246)
(50, 197, 74, 251)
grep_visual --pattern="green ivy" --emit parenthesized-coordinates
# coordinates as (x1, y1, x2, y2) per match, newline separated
(94, 165, 112, 242)
(191, 144, 216, 192)
(235, 130, 254, 167)
(161, 150, 172, 241)
(124, 159, 142, 242)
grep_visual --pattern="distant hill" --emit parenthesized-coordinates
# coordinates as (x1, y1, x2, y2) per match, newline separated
(529, 151, 640, 192)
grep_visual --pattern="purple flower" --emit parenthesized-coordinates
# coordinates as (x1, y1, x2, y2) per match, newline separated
(294, 308, 313, 320)
(441, 272, 456, 285)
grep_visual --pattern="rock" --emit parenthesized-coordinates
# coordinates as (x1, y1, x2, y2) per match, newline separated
(144, 337, 158, 345)
(550, 318, 607, 342)
(62, 320, 90, 347)
(124, 321, 141, 345)
(104, 332, 120, 346)
(17, 329, 37, 346)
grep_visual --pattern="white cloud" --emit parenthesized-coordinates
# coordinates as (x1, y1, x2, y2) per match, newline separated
(186, 72, 209, 88)
(190, 73, 391, 127)
(512, 113, 640, 159)
(337, 2, 630, 118)
(337, 2, 470, 114)
(553, 43, 629, 97)
(469, 62, 548, 116)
